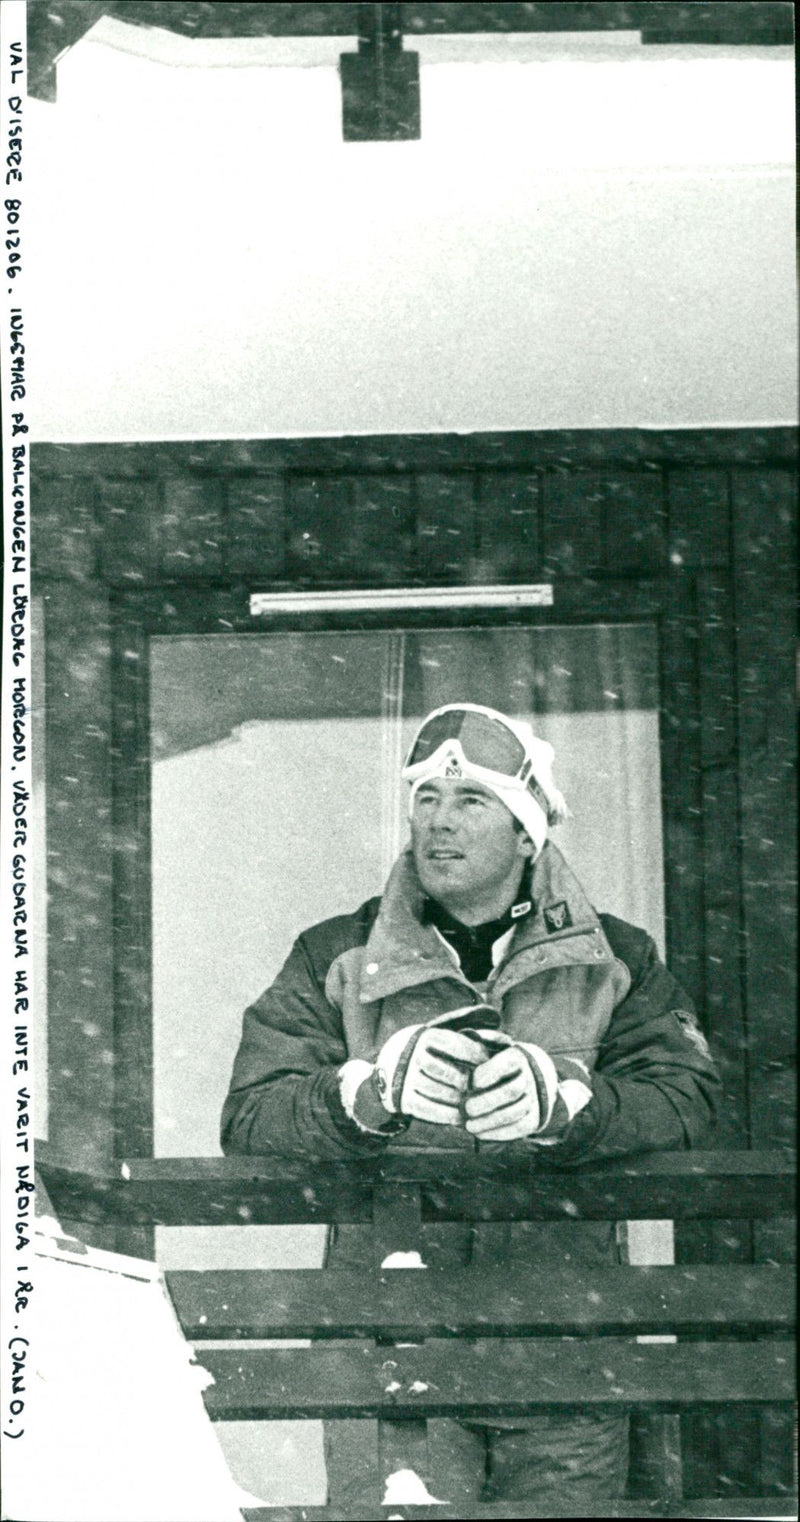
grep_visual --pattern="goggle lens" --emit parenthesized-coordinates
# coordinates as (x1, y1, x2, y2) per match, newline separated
(406, 709, 527, 777)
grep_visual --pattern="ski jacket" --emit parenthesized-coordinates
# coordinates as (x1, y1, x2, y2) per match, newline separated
(221, 842, 719, 1167)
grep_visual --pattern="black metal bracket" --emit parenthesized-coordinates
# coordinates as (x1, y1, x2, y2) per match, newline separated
(340, 3, 421, 142)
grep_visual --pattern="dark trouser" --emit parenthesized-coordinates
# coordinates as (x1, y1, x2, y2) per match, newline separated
(325, 1412, 630, 1507)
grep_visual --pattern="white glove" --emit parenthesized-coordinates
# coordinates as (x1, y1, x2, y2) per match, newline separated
(464, 1039, 592, 1142)
(339, 1006, 498, 1132)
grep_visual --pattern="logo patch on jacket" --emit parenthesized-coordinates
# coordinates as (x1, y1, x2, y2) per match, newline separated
(543, 900, 572, 934)
(673, 1009, 711, 1060)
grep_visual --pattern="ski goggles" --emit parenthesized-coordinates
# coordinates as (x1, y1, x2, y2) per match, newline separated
(402, 705, 555, 822)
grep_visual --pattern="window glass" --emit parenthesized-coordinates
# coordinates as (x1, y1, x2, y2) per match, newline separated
(150, 622, 663, 1157)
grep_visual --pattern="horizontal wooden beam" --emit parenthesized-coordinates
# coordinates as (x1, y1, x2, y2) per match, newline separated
(35, 1147, 796, 1227)
(105, 2, 795, 45)
(241, 1502, 799, 1522)
(198, 1340, 795, 1420)
(31, 428, 798, 478)
(167, 1264, 794, 1340)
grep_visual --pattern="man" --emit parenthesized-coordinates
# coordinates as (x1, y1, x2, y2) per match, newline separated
(222, 702, 720, 1507)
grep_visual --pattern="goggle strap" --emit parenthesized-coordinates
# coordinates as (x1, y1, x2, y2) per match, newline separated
(408, 745, 554, 824)
(526, 773, 554, 823)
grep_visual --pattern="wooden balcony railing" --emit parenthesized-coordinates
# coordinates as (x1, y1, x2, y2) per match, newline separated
(36, 1146, 796, 1521)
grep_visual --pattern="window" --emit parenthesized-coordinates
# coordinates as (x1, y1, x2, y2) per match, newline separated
(149, 620, 662, 1156)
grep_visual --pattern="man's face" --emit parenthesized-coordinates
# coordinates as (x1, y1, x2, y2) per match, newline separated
(410, 777, 533, 917)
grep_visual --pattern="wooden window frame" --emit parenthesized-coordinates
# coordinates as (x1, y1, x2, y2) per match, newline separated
(110, 574, 703, 1158)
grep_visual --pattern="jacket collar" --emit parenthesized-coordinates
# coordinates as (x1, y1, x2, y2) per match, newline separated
(358, 851, 466, 1004)
(359, 842, 611, 1005)
(488, 841, 613, 1002)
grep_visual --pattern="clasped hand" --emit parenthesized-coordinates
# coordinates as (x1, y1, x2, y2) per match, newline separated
(462, 1042, 548, 1141)
(377, 1015, 553, 1140)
